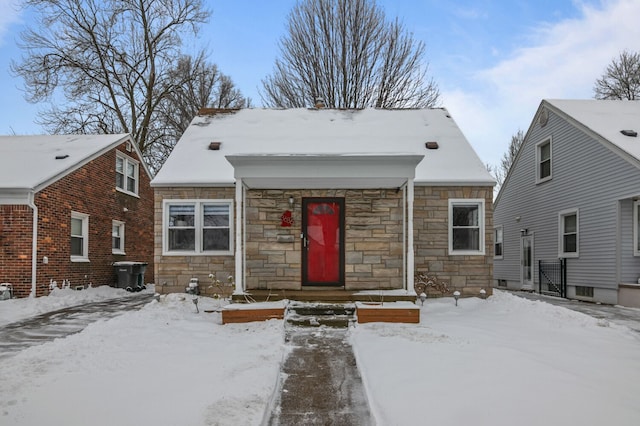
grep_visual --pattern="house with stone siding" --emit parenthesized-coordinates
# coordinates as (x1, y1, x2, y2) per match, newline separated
(151, 108, 494, 300)
(0, 134, 154, 298)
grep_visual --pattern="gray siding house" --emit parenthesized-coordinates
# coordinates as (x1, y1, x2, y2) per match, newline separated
(494, 99, 640, 308)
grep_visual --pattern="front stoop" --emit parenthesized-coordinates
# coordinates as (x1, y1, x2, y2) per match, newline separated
(286, 302, 356, 327)
(355, 301, 420, 324)
(220, 300, 420, 324)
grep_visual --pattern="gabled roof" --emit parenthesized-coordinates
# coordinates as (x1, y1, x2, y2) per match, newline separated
(495, 99, 640, 206)
(0, 134, 142, 192)
(152, 108, 494, 187)
(545, 99, 640, 163)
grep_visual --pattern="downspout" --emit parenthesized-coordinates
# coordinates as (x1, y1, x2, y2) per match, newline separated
(407, 178, 415, 294)
(233, 178, 244, 295)
(27, 192, 38, 297)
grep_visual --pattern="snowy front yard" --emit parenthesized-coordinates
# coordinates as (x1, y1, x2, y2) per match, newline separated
(1, 288, 639, 425)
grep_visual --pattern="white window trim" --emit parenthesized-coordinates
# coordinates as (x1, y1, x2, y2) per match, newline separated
(536, 137, 552, 184)
(634, 201, 640, 256)
(116, 151, 140, 197)
(494, 225, 504, 260)
(112, 220, 126, 255)
(162, 199, 234, 256)
(448, 198, 485, 256)
(70, 211, 90, 262)
(558, 208, 579, 258)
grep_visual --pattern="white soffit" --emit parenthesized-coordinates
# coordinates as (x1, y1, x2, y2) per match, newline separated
(226, 154, 424, 189)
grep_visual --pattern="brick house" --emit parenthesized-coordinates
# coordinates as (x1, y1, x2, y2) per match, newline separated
(0, 134, 154, 298)
(151, 108, 494, 300)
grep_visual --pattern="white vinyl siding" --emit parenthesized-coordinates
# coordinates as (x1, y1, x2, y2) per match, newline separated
(163, 200, 233, 255)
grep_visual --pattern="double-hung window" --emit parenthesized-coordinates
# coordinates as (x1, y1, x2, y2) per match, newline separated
(494, 226, 503, 259)
(164, 200, 233, 255)
(536, 138, 552, 183)
(449, 199, 485, 255)
(559, 209, 579, 257)
(116, 152, 139, 195)
(112, 221, 125, 254)
(71, 212, 89, 261)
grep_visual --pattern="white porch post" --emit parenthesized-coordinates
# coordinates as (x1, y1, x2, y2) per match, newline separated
(407, 178, 415, 294)
(233, 178, 244, 295)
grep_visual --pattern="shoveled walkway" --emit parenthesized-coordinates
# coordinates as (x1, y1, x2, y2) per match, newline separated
(265, 325, 374, 426)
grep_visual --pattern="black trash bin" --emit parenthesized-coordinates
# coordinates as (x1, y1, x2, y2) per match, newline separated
(113, 261, 148, 291)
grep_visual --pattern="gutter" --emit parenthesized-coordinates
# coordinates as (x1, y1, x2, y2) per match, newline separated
(27, 192, 38, 297)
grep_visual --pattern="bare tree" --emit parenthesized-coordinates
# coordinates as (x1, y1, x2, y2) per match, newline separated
(146, 53, 250, 170)
(594, 50, 640, 100)
(261, 0, 440, 109)
(493, 129, 524, 190)
(11, 0, 213, 171)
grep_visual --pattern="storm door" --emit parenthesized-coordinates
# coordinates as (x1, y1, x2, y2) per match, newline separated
(301, 198, 345, 286)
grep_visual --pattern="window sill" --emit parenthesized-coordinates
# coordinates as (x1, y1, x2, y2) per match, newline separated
(559, 253, 579, 259)
(449, 250, 486, 256)
(115, 187, 140, 198)
(162, 250, 233, 257)
(536, 176, 552, 185)
(112, 250, 126, 255)
(70, 257, 90, 263)
(494, 256, 504, 260)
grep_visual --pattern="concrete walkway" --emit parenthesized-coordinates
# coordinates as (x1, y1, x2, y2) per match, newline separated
(265, 326, 374, 426)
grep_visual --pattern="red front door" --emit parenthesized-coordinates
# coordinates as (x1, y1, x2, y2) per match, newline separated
(302, 198, 344, 286)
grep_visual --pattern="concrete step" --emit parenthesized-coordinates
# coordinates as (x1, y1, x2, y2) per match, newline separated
(285, 302, 356, 328)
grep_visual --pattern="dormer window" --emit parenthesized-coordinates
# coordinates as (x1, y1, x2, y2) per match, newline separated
(116, 152, 139, 196)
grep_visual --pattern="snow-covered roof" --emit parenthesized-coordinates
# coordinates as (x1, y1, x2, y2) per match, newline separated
(0, 134, 132, 192)
(545, 99, 640, 161)
(152, 108, 494, 187)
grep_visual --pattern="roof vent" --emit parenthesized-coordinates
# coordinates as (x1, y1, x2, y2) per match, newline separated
(425, 141, 439, 150)
(209, 142, 221, 150)
(55, 154, 69, 160)
(620, 130, 637, 137)
(314, 97, 325, 109)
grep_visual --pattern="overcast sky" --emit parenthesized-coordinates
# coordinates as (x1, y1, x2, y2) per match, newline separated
(1, 0, 639, 168)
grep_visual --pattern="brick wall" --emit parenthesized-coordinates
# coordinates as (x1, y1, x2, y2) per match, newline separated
(1, 142, 154, 298)
(413, 185, 494, 297)
(0, 205, 33, 296)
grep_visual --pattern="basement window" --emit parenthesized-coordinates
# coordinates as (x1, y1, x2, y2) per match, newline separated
(575, 286, 594, 298)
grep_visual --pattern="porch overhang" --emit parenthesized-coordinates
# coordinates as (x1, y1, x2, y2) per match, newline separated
(225, 154, 424, 189)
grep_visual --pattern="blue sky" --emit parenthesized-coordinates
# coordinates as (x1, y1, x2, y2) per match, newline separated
(1, 0, 640, 168)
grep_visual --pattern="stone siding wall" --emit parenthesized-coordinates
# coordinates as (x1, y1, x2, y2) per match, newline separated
(154, 185, 494, 296)
(153, 187, 236, 296)
(413, 185, 494, 297)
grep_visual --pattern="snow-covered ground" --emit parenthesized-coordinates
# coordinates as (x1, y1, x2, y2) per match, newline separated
(1, 288, 639, 425)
